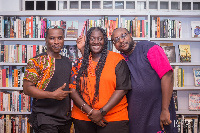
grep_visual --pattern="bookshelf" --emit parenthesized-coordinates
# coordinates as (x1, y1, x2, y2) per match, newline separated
(0, 0, 200, 132)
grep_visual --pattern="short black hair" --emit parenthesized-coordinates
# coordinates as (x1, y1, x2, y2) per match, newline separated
(45, 25, 65, 38)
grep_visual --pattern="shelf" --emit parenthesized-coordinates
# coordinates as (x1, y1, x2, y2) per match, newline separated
(0, 62, 27, 66)
(170, 62, 200, 66)
(0, 11, 149, 16)
(174, 86, 200, 91)
(0, 111, 31, 115)
(0, 37, 148, 41)
(0, 87, 23, 91)
(0, 38, 77, 41)
(150, 38, 200, 42)
(176, 110, 200, 115)
(0, 11, 200, 16)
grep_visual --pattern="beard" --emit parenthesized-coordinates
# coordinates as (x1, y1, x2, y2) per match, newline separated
(124, 40, 135, 54)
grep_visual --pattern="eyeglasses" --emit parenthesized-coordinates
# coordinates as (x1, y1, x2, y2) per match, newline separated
(89, 37, 103, 42)
(112, 33, 127, 44)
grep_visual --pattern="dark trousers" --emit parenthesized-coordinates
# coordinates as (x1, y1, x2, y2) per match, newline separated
(35, 124, 72, 133)
(32, 119, 72, 133)
(73, 119, 129, 133)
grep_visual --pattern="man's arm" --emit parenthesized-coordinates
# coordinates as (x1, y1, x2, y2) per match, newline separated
(160, 70, 173, 130)
(23, 80, 71, 100)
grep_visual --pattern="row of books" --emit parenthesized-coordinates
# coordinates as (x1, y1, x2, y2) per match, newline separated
(120, 17, 148, 38)
(173, 66, 184, 87)
(0, 91, 32, 112)
(0, 44, 45, 63)
(151, 17, 182, 38)
(0, 15, 120, 39)
(81, 16, 118, 38)
(160, 43, 191, 63)
(0, 66, 25, 88)
(0, 44, 81, 63)
(173, 67, 199, 88)
(0, 16, 79, 39)
(0, 115, 33, 133)
(176, 115, 199, 133)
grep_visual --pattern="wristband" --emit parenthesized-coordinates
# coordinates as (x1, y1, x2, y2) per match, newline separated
(87, 109, 94, 116)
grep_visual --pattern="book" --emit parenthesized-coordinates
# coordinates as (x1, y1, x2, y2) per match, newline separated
(191, 21, 200, 38)
(66, 21, 78, 38)
(0, 16, 3, 38)
(162, 46, 176, 63)
(67, 45, 78, 63)
(188, 93, 200, 111)
(193, 68, 200, 87)
(178, 44, 191, 62)
(160, 43, 176, 63)
(172, 90, 178, 111)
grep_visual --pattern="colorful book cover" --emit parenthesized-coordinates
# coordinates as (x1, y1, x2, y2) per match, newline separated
(188, 93, 199, 111)
(193, 68, 200, 87)
(191, 21, 200, 38)
(66, 21, 78, 38)
(178, 44, 191, 62)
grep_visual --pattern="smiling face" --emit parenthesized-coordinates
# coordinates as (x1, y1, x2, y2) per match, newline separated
(112, 28, 134, 54)
(45, 28, 64, 54)
(89, 29, 104, 54)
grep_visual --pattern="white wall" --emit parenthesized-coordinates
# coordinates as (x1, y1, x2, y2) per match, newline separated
(0, 0, 21, 11)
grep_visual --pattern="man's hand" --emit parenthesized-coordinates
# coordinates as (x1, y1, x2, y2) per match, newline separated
(76, 34, 86, 56)
(160, 109, 172, 130)
(52, 83, 72, 100)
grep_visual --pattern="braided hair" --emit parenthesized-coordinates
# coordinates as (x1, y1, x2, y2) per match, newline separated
(76, 27, 108, 106)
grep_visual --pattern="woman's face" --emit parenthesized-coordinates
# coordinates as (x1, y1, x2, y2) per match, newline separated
(89, 29, 104, 54)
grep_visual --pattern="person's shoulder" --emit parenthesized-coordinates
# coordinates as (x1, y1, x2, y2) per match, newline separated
(108, 51, 123, 57)
(108, 51, 124, 61)
(137, 41, 158, 47)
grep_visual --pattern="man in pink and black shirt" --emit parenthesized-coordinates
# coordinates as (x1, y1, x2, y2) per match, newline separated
(111, 28, 178, 133)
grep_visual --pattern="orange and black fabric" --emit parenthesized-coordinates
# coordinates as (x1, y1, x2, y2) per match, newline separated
(70, 51, 131, 122)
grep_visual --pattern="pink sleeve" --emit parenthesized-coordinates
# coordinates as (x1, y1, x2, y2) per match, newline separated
(147, 45, 173, 79)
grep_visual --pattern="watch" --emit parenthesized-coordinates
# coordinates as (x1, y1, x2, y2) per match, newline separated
(99, 108, 107, 116)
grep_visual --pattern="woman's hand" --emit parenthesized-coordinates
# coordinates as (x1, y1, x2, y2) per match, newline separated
(88, 109, 108, 127)
(76, 34, 86, 56)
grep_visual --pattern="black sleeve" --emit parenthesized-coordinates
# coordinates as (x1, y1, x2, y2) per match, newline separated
(115, 59, 132, 90)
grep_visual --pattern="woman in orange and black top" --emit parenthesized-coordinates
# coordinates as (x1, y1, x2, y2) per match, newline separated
(69, 27, 131, 133)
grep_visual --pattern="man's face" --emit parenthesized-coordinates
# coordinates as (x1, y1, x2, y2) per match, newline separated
(45, 29, 64, 53)
(112, 28, 132, 53)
